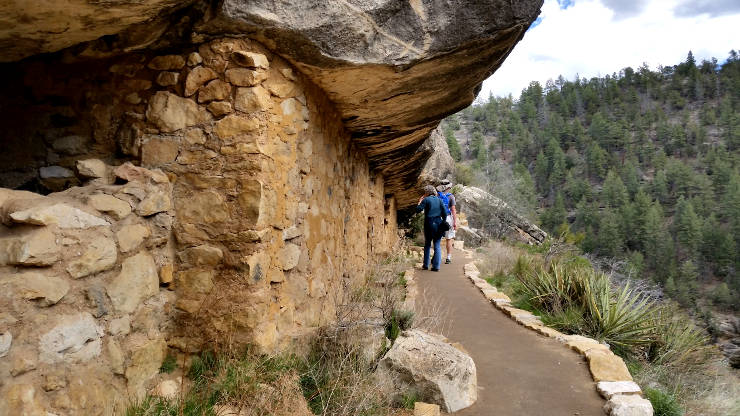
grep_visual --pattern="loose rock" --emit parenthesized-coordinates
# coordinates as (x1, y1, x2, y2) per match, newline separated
(0, 227, 60, 266)
(88, 193, 131, 219)
(148, 55, 185, 70)
(278, 243, 301, 271)
(378, 329, 477, 412)
(10, 203, 109, 228)
(137, 189, 172, 216)
(231, 51, 269, 69)
(76, 159, 108, 179)
(206, 101, 233, 117)
(156, 71, 180, 86)
(225, 68, 268, 86)
(178, 244, 223, 266)
(597, 381, 642, 400)
(234, 86, 272, 112)
(0, 332, 11, 358)
(198, 79, 232, 103)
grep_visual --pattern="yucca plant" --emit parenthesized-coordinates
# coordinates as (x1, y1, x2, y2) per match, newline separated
(583, 279, 657, 353)
(648, 309, 711, 368)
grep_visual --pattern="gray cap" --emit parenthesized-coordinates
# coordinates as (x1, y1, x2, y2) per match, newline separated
(436, 180, 452, 192)
(423, 184, 436, 195)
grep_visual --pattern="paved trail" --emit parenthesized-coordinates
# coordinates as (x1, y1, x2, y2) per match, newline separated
(416, 248, 605, 415)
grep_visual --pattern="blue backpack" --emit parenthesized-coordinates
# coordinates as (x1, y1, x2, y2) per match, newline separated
(437, 191, 451, 216)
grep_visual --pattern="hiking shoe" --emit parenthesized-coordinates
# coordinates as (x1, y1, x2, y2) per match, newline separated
(445, 258, 451, 264)
(421, 266, 428, 270)
(431, 268, 439, 272)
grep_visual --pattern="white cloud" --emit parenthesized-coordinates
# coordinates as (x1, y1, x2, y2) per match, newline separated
(479, 0, 740, 100)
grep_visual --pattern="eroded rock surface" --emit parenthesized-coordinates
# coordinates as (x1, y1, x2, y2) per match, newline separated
(378, 329, 477, 412)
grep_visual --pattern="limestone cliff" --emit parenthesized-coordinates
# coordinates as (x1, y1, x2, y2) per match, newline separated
(0, 1, 542, 413)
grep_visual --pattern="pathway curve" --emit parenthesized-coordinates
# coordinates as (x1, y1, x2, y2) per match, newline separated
(416, 248, 605, 415)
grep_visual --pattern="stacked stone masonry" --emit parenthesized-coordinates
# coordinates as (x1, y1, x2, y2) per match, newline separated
(461, 262, 654, 416)
(0, 38, 398, 415)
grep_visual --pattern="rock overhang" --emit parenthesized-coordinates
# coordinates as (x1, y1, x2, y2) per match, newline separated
(0, 0, 543, 207)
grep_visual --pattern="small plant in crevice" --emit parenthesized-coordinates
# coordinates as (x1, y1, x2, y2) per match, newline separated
(159, 354, 177, 374)
(399, 391, 420, 409)
(385, 309, 414, 342)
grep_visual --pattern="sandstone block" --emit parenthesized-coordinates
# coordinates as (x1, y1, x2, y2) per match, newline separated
(603, 394, 654, 416)
(52, 134, 87, 155)
(109, 316, 131, 336)
(87, 285, 109, 318)
(214, 114, 260, 139)
(39, 312, 103, 364)
(177, 268, 214, 295)
(378, 329, 477, 412)
(597, 381, 642, 400)
(141, 137, 180, 166)
(88, 193, 131, 219)
(184, 128, 206, 145)
(146, 91, 212, 133)
(414, 402, 441, 416)
(125, 337, 167, 399)
(156, 71, 180, 86)
(238, 179, 262, 224)
(184, 66, 218, 96)
(125, 92, 142, 104)
(66, 235, 117, 279)
(148, 55, 185, 70)
(176, 190, 229, 223)
(586, 349, 633, 382)
(282, 225, 302, 240)
(43, 371, 67, 391)
(179, 244, 223, 266)
(0, 227, 59, 266)
(234, 86, 272, 112)
(159, 264, 174, 285)
(7, 271, 69, 306)
(265, 78, 297, 98)
(485, 292, 510, 303)
(198, 79, 232, 103)
(117, 223, 151, 253)
(10, 350, 37, 376)
(280, 68, 297, 81)
(279, 243, 301, 271)
(137, 189, 172, 216)
(207, 101, 233, 117)
(107, 251, 159, 313)
(231, 51, 269, 69)
(108, 339, 125, 375)
(225, 68, 268, 86)
(10, 203, 109, 228)
(0, 332, 12, 358)
(187, 52, 202, 66)
(114, 162, 170, 184)
(565, 335, 610, 355)
(0, 384, 46, 416)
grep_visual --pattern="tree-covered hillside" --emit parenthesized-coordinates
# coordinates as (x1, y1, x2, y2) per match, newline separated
(445, 51, 740, 311)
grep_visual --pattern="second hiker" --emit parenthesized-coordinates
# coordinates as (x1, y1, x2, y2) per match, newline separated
(437, 180, 458, 264)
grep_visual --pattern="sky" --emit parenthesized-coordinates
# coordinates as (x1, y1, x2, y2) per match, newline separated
(478, 0, 740, 100)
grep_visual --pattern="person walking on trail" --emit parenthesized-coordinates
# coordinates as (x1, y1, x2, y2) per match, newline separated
(416, 184, 446, 271)
(437, 181, 458, 264)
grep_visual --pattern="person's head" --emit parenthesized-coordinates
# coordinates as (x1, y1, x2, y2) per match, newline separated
(423, 184, 436, 196)
(436, 180, 452, 193)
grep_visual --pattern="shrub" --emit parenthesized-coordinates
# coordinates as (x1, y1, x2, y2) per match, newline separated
(645, 387, 684, 416)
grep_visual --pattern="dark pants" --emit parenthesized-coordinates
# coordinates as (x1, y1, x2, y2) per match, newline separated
(423, 217, 443, 270)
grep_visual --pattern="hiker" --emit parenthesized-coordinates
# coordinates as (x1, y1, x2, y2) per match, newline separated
(416, 184, 446, 271)
(436, 181, 458, 264)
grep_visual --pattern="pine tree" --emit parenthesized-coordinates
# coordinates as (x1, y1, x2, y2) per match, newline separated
(602, 170, 629, 208)
(674, 197, 702, 260)
(597, 208, 623, 257)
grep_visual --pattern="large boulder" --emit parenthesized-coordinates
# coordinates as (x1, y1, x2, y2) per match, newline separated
(377, 330, 477, 412)
(455, 185, 546, 245)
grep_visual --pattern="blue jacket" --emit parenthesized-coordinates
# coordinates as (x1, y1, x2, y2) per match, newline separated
(416, 195, 445, 219)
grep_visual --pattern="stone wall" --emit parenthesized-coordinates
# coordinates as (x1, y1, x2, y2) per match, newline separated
(0, 37, 397, 415)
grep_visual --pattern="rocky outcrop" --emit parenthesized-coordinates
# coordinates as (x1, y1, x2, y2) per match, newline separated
(455, 185, 546, 245)
(399, 126, 457, 205)
(717, 315, 740, 368)
(0, 0, 543, 207)
(378, 329, 477, 412)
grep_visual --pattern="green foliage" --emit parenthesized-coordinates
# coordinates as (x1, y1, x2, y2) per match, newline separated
(385, 310, 414, 342)
(645, 387, 684, 416)
(399, 392, 419, 410)
(159, 354, 177, 374)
